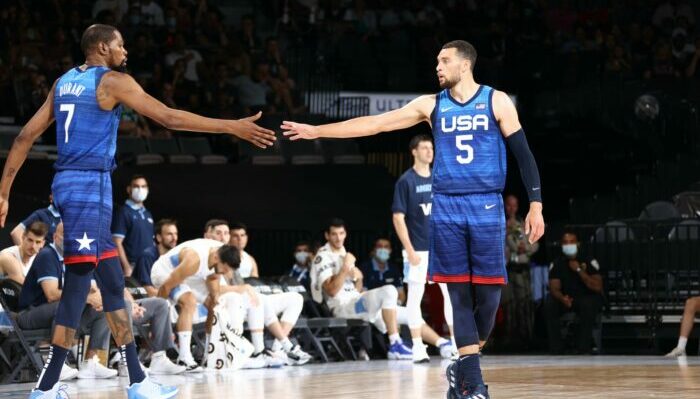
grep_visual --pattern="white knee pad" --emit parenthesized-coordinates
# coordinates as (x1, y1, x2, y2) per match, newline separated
(407, 282, 426, 329)
(379, 285, 398, 310)
(438, 283, 454, 327)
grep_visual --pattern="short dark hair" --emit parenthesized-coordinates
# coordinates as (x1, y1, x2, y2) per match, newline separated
(442, 40, 477, 70)
(26, 221, 48, 238)
(81, 24, 118, 55)
(294, 241, 310, 250)
(130, 174, 147, 185)
(217, 245, 241, 269)
(155, 219, 177, 236)
(230, 221, 247, 232)
(409, 134, 432, 151)
(326, 217, 346, 233)
(204, 219, 229, 233)
(562, 230, 579, 241)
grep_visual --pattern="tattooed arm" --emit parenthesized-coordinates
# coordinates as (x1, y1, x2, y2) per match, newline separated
(0, 80, 58, 227)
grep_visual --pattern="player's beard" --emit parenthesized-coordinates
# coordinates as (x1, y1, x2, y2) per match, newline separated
(439, 75, 458, 89)
(114, 58, 128, 72)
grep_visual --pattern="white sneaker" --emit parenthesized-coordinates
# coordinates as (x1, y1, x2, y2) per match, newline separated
(77, 355, 118, 379)
(149, 353, 186, 375)
(126, 376, 178, 399)
(59, 363, 78, 381)
(285, 345, 312, 365)
(29, 383, 70, 399)
(412, 343, 430, 364)
(177, 356, 203, 373)
(665, 347, 686, 357)
(243, 350, 285, 369)
(439, 342, 457, 359)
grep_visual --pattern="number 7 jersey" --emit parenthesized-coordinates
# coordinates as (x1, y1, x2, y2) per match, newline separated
(54, 66, 122, 172)
(431, 85, 506, 195)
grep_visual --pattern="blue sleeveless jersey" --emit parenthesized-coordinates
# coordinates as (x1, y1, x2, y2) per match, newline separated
(53, 66, 121, 171)
(431, 85, 506, 195)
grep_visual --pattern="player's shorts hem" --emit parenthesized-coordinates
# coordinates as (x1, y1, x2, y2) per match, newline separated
(429, 273, 507, 285)
(64, 249, 119, 265)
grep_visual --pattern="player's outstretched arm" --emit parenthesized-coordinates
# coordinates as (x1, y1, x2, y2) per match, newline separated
(282, 95, 435, 140)
(493, 90, 545, 244)
(102, 72, 276, 148)
(0, 81, 57, 227)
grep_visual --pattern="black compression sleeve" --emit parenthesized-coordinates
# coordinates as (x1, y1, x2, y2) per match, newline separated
(506, 129, 542, 203)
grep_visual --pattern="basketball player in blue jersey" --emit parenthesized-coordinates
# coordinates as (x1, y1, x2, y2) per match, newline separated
(0, 24, 275, 399)
(283, 40, 545, 399)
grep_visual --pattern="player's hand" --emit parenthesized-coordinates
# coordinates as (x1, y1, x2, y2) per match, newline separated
(0, 195, 8, 228)
(281, 121, 319, 141)
(131, 302, 146, 320)
(231, 112, 276, 148)
(343, 252, 356, 269)
(524, 202, 545, 244)
(568, 259, 581, 272)
(407, 250, 421, 267)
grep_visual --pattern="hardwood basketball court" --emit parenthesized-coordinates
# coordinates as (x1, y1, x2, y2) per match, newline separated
(1, 355, 698, 398)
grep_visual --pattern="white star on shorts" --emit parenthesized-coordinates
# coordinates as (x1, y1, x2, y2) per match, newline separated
(76, 232, 95, 251)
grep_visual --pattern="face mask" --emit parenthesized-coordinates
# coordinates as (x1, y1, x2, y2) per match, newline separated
(375, 248, 391, 262)
(562, 244, 578, 257)
(294, 251, 309, 264)
(131, 187, 148, 203)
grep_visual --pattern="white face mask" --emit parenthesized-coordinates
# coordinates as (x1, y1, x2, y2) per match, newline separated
(131, 187, 148, 203)
(295, 251, 310, 265)
(562, 243, 578, 257)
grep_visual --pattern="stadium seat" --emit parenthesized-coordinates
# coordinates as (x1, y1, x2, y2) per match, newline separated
(594, 221, 635, 243)
(673, 191, 700, 219)
(638, 201, 681, 221)
(240, 140, 285, 165)
(148, 138, 196, 164)
(667, 220, 700, 241)
(285, 140, 325, 165)
(177, 137, 228, 164)
(117, 136, 148, 156)
(321, 139, 366, 164)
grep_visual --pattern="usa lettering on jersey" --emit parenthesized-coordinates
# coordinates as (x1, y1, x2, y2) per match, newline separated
(440, 114, 489, 132)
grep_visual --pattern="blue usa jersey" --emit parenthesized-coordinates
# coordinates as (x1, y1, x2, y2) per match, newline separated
(431, 85, 506, 195)
(53, 66, 121, 172)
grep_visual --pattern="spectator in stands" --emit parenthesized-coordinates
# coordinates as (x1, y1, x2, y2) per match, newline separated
(311, 218, 413, 360)
(165, 33, 204, 84)
(10, 195, 61, 245)
(112, 175, 155, 277)
(133, 219, 179, 297)
(237, 14, 262, 55)
(92, 0, 128, 23)
(545, 232, 604, 354)
(127, 33, 160, 78)
(231, 62, 272, 113)
(1, 221, 48, 283)
(17, 223, 117, 380)
(288, 241, 312, 290)
(502, 194, 539, 348)
(140, 0, 165, 26)
(359, 237, 405, 304)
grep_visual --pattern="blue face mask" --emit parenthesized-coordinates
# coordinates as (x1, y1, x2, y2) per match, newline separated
(562, 244, 578, 257)
(375, 248, 391, 262)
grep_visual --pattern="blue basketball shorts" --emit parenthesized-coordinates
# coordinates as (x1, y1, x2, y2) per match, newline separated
(51, 170, 118, 265)
(427, 192, 507, 285)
